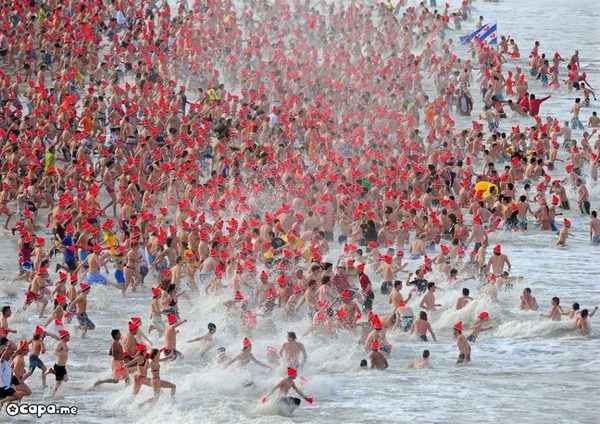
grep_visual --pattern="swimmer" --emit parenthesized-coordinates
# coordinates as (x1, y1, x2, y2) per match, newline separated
(521, 288, 539, 311)
(452, 322, 471, 364)
(396, 301, 414, 332)
(227, 338, 271, 370)
(419, 282, 442, 311)
(261, 367, 313, 406)
(411, 311, 437, 342)
(188, 323, 217, 344)
(467, 312, 493, 342)
(279, 332, 307, 369)
(368, 341, 389, 370)
(542, 297, 565, 321)
(574, 309, 591, 335)
(456, 288, 473, 310)
(409, 350, 431, 369)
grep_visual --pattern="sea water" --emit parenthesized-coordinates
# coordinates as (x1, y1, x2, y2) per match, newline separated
(1, 1, 599, 423)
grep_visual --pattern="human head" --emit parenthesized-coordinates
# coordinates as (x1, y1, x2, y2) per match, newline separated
(422, 350, 430, 359)
(111, 329, 120, 340)
(462, 288, 470, 296)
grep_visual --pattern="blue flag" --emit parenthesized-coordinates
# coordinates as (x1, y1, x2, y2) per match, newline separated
(460, 22, 498, 45)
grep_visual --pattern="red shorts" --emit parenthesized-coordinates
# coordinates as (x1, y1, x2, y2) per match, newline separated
(25, 291, 41, 305)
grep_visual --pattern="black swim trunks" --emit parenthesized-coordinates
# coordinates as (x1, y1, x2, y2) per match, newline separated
(0, 386, 16, 399)
(420, 334, 428, 342)
(53, 364, 67, 381)
(280, 396, 301, 406)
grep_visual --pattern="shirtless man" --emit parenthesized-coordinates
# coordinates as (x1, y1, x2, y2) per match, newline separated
(576, 178, 590, 215)
(467, 312, 493, 342)
(261, 367, 312, 406)
(10, 342, 32, 401)
(389, 280, 410, 309)
(420, 282, 442, 311)
(45, 329, 70, 398)
(396, 301, 414, 333)
(0, 307, 17, 340)
(73, 283, 95, 338)
(520, 288, 539, 311)
(411, 311, 437, 342)
(575, 309, 591, 335)
(453, 322, 471, 364)
(279, 332, 307, 369)
(163, 315, 187, 360)
(94, 329, 130, 387)
(409, 350, 431, 369)
(466, 215, 487, 250)
(22, 326, 52, 388)
(227, 338, 271, 370)
(487, 245, 511, 276)
(187, 322, 217, 354)
(0, 185, 14, 229)
(456, 288, 473, 310)
(368, 341, 389, 370)
(364, 318, 391, 355)
(543, 297, 565, 321)
(80, 245, 110, 286)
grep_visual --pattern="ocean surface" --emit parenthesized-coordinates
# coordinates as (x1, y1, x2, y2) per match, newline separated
(1, 0, 599, 423)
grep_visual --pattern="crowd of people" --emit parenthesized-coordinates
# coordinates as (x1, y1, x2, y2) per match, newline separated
(0, 0, 598, 411)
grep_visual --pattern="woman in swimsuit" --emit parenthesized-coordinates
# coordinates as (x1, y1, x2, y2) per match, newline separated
(140, 349, 176, 404)
(124, 344, 152, 396)
(161, 284, 180, 318)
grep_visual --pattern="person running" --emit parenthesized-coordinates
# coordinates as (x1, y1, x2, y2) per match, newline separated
(44, 329, 70, 398)
(94, 329, 130, 387)
(139, 348, 176, 405)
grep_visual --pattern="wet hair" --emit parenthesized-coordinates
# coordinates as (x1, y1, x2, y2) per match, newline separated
(427, 282, 435, 290)
(208, 323, 216, 331)
(572, 303, 580, 311)
(1, 306, 10, 316)
(217, 347, 226, 353)
(419, 311, 428, 320)
(422, 350, 430, 359)
(111, 329, 120, 340)
(150, 348, 159, 359)
(360, 359, 368, 367)
(462, 288, 470, 296)
(581, 309, 589, 318)
(394, 280, 402, 288)
(552, 296, 560, 305)
(287, 332, 296, 340)
(525, 287, 532, 293)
